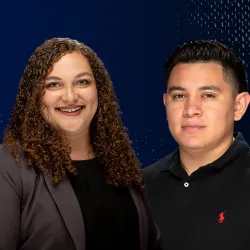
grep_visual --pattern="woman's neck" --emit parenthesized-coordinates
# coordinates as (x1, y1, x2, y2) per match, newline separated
(67, 133, 95, 160)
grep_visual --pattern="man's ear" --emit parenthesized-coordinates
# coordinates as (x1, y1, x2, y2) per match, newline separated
(163, 93, 167, 107)
(163, 93, 168, 120)
(234, 92, 250, 121)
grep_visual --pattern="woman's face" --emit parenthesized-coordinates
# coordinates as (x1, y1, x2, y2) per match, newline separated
(41, 51, 98, 138)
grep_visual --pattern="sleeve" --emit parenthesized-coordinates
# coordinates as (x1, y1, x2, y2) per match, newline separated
(0, 145, 22, 250)
(140, 185, 163, 250)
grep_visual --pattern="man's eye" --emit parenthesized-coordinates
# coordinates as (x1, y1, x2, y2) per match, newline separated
(203, 93, 215, 98)
(173, 94, 185, 99)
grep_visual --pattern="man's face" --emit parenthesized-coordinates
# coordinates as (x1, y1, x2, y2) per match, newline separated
(164, 62, 246, 152)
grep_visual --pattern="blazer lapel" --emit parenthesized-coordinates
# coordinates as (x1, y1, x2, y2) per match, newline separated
(129, 186, 148, 250)
(44, 173, 85, 250)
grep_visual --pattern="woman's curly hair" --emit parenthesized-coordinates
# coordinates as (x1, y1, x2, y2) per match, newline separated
(3, 37, 142, 186)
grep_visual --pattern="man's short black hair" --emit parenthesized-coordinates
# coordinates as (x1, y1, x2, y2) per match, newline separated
(164, 40, 248, 94)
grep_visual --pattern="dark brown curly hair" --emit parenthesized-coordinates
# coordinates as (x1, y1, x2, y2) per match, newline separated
(3, 37, 142, 186)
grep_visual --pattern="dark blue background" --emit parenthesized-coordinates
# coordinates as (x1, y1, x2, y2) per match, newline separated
(1, 0, 249, 167)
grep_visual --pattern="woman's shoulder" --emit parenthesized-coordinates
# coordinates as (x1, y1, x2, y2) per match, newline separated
(0, 144, 24, 195)
(0, 143, 39, 196)
(0, 143, 19, 168)
(0, 143, 33, 179)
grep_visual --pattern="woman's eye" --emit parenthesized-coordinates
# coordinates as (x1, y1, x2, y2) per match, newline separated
(46, 82, 60, 88)
(77, 79, 90, 85)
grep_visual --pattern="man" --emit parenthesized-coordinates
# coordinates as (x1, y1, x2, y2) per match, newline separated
(143, 40, 250, 250)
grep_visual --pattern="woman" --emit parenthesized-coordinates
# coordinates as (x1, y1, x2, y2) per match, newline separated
(0, 38, 161, 250)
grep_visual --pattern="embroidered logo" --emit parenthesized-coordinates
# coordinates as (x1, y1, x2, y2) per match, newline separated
(218, 211, 226, 224)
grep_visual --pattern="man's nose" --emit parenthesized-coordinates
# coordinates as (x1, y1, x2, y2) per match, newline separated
(183, 97, 202, 117)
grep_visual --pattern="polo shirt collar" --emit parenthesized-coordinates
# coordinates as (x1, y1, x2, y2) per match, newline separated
(168, 132, 249, 174)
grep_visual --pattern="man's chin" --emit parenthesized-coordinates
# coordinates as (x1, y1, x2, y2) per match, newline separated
(179, 142, 206, 151)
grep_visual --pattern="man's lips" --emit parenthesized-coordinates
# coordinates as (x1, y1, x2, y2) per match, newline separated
(181, 124, 206, 132)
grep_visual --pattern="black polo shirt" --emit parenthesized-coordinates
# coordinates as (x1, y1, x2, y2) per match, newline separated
(144, 134, 250, 250)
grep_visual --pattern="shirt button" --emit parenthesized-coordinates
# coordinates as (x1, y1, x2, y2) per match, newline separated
(184, 182, 189, 187)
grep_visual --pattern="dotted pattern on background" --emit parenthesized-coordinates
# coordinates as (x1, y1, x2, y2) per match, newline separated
(136, 0, 250, 165)
(130, 127, 170, 167)
(187, 0, 250, 68)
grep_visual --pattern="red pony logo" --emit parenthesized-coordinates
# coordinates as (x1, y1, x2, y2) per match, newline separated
(218, 211, 226, 224)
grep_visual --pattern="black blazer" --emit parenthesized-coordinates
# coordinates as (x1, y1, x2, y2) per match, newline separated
(0, 144, 162, 250)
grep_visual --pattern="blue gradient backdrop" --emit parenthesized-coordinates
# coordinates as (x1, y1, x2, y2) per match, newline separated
(0, 0, 249, 167)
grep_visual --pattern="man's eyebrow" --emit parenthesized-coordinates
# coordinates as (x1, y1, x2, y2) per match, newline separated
(198, 85, 221, 92)
(167, 85, 222, 93)
(167, 86, 186, 93)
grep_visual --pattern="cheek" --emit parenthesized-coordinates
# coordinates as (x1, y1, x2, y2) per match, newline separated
(206, 103, 234, 120)
(41, 91, 59, 109)
(166, 106, 183, 124)
(90, 92, 98, 105)
(85, 87, 98, 106)
(40, 93, 58, 121)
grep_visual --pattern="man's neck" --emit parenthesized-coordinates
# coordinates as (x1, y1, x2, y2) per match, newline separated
(179, 136, 234, 176)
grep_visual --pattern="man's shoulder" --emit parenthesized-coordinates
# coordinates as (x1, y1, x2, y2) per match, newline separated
(242, 150, 250, 170)
(142, 152, 175, 186)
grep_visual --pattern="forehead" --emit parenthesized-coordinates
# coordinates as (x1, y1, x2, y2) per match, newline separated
(168, 62, 230, 90)
(48, 52, 92, 75)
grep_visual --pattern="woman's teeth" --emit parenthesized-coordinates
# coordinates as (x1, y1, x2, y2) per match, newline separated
(58, 106, 83, 113)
